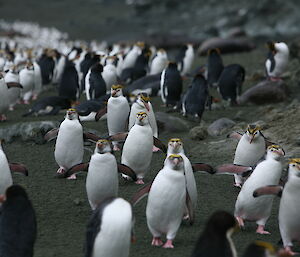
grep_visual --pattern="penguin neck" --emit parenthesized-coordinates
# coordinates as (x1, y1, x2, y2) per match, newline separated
(266, 151, 281, 161)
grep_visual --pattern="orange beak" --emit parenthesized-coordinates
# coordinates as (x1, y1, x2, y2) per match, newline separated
(249, 135, 254, 144)
(143, 101, 150, 112)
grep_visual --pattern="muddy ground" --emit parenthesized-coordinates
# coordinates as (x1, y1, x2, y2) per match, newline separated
(2, 46, 300, 257)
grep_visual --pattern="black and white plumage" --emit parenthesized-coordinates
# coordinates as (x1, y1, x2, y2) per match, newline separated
(217, 64, 245, 105)
(160, 62, 183, 107)
(206, 48, 224, 87)
(181, 73, 208, 119)
(0, 185, 37, 257)
(190, 211, 237, 257)
(38, 49, 55, 85)
(84, 197, 133, 257)
(176, 44, 194, 76)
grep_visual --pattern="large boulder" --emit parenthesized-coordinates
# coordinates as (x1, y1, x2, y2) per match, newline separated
(207, 118, 236, 136)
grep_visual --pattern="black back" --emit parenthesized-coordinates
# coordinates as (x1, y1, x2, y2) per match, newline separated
(183, 74, 208, 118)
(0, 185, 37, 257)
(207, 49, 224, 87)
(38, 53, 55, 85)
(190, 211, 236, 257)
(218, 64, 245, 104)
(176, 45, 188, 72)
(163, 62, 183, 106)
(75, 94, 109, 116)
(266, 51, 276, 74)
(58, 59, 79, 101)
(89, 63, 106, 99)
(84, 197, 116, 257)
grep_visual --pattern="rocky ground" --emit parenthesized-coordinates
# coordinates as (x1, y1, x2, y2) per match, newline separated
(0, 44, 299, 256)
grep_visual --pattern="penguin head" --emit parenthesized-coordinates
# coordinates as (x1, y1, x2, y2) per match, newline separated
(66, 108, 78, 120)
(0, 185, 28, 203)
(105, 55, 117, 66)
(91, 63, 103, 73)
(204, 210, 237, 237)
(208, 48, 221, 56)
(137, 93, 150, 112)
(274, 42, 289, 55)
(26, 61, 34, 70)
(157, 48, 167, 57)
(167, 154, 184, 170)
(135, 41, 145, 50)
(168, 61, 178, 70)
(266, 41, 276, 53)
(288, 159, 300, 178)
(243, 241, 276, 257)
(246, 124, 261, 144)
(168, 138, 183, 154)
(111, 84, 123, 97)
(135, 111, 149, 126)
(266, 145, 285, 160)
(95, 139, 112, 154)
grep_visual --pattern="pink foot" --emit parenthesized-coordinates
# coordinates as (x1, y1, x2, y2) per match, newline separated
(32, 94, 38, 100)
(151, 237, 163, 246)
(152, 146, 160, 152)
(23, 100, 30, 105)
(233, 183, 242, 189)
(0, 114, 7, 121)
(113, 145, 121, 151)
(135, 179, 144, 185)
(57, 167, 65, 174)
(9, 106, 14, 111)
(279, 246, 298, 256)
(256, 225, 270, 235)
(163, 239, 174, 249)
(236, 217, 244, 228)
(67, 174, 77, 180)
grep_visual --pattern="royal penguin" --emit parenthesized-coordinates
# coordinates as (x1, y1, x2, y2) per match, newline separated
(58, 58, 80, 103)
(128, 93, 158, 151)
(160, 62, 183, 107)
(86, 140, 118, 210)
(145, 154, 192, 248)
(232, 124, 268, 188)
(176, 44, 195, 76)
(84, 197, 133, 257)
(166, 139, 197, 213)
(121, 112, 153, 184)
(86, 63, 106, 100)
(102, 56, 118, 93)
(190, 211, 238, 257)
(234, 145, 284, 234)
(38, 48, 55, 85)
(107, 85, 130, 151)
(265, 41, 289, 81)
(217, 64, 245, 105)
(4, 66, 21, 111)
(54, 108, 84, 179)
(122, 42, 144, 70)
(181, 73, 208, 119)
(149, 48, 168, 75)
(19, 61, 35, 104)
(254, 159, 300, 255)
(0, 185, 36, 257)
(206, 48, 224, 87)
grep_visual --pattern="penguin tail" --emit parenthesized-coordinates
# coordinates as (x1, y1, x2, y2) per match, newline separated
(22, 110, 34, 117)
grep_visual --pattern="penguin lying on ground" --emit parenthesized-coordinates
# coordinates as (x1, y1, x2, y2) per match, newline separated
(190, 210, 238, 257)
(0, 185, 37, 257)
(22, 96, 72, 117)
(253, 158, 300, 255)
(265, 41, 289, 81)
(84, 197, 133, 257)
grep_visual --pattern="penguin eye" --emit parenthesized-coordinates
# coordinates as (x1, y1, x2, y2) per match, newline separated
(293, 164, 296, 167)
(254, 131, 258, 135)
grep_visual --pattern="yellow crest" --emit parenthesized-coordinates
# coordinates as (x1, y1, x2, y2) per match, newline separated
(267, 144, 281, 150)
(289, 158, 300, 165)
(169, 138, 182, 143)
(111, 84, 123, 90)
(247, 124, 261, 134)
(139, 93, 150, 102)
(97, 139, 109, 144)
(67, 108, 76, 112)
(254, 241, 275, 254)
(137, 111, 147, 116)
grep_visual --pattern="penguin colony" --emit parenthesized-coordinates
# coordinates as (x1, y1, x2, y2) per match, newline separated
(0, 20, 296, 257)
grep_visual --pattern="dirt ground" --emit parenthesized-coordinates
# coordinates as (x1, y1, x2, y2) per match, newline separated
(2, 46, 300, 257)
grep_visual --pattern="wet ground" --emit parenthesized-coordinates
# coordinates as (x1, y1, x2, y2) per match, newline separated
(2, 46, 300, 257)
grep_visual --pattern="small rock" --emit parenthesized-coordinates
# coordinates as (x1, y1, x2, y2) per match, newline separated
(156, 112, 189, 133)
(190, 125, 208, 140)
(73, 198, 83, 206)
(252, 120, 269, 129)
(207, 118, 236, 136)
